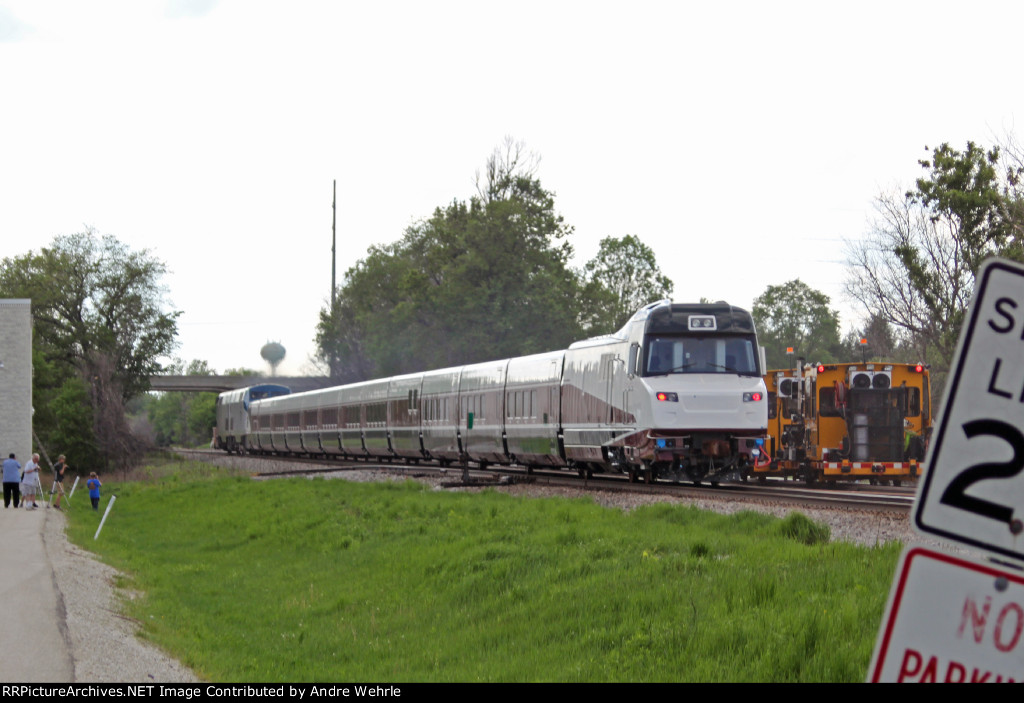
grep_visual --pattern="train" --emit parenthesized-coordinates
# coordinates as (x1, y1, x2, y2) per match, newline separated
(215, 301, 769, 484)
(756, 360, 932, 485)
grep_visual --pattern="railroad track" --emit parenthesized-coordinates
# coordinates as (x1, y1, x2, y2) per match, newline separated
(174, 448, 915, 514)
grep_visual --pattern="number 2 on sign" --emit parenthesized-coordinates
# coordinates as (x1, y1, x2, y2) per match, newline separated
(940, 419, 1024, 523)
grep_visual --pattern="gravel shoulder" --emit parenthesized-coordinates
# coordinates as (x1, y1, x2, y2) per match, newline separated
(48, 466, 943, 682)
(43, 508, 199, 683)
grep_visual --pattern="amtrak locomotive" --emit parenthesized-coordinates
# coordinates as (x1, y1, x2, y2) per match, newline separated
(216, 301, 769, 483)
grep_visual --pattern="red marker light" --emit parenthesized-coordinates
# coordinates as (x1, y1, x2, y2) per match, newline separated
(817, 364, 825, 373)
(915, 364, 923, 373)
(751, 392, 762, 402)
(657, 392, 668, 401)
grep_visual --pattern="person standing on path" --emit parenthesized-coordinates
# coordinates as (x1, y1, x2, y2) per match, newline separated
(52, 455, 67, 509)
(2, 453, 21, 508)
(21, 453, 41, 509)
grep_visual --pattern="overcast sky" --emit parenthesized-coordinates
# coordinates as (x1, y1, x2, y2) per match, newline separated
(2, 0, 1022, 376)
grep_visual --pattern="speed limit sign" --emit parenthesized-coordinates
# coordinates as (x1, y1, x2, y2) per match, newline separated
(915, 258, 1024, 561)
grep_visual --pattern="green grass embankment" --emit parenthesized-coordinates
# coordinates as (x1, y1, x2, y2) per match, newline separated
(65, 460, 899, 682)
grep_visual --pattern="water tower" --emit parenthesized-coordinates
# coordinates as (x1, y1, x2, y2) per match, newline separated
(260, 341, 286, 376)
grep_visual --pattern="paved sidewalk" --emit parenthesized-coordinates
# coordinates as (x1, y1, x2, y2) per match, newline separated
(0, 501, 74, 682)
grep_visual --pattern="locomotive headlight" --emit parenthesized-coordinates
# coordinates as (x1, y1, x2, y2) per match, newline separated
(743, 392, 763, 402)
(656, 392, 678, 402)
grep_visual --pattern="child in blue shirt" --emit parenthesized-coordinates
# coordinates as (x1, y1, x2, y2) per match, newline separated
(87, 472, 101, 511)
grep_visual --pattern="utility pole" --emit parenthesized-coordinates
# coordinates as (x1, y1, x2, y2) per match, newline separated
(331, 179, 337, 302)
(330, 180, 338, 380)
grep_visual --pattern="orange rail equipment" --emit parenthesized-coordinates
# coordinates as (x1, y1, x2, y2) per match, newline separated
(755, 361, 931, 485)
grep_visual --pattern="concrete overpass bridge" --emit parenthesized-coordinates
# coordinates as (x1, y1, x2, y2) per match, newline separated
(147, 375, 334, 394)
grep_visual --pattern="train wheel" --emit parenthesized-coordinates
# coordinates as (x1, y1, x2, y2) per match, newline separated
(893, 479, 902, 487)
(643, 466, 655, 484)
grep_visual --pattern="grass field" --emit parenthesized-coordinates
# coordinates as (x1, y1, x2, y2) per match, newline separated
(64, 459, 900, 682)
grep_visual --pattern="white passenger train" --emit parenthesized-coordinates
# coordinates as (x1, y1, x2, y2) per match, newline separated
(216, 301, 769, 483)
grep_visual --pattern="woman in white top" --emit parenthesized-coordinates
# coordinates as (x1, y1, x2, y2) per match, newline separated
(21, 453, 41, 509)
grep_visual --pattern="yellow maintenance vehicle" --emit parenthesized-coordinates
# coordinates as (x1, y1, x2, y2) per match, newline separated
(755, 359, 932, 485)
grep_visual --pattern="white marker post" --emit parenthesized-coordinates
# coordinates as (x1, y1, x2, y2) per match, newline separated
(68, 476, 80, 499)
(94, 495, 116, 540)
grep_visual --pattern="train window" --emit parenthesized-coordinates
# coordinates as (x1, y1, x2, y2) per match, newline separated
(302, 410, 317, 430)
(906, 387, 920, 417)
(819, 388, 841, 417)
(923, 381, 930, 424)
(644, 336, 758, 375)
(322, 408, 338, 428)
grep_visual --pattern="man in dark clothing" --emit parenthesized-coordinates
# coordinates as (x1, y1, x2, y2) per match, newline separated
(2, 453, 22, 508)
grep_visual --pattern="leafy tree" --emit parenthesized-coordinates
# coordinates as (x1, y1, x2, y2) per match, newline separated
(857, 312, 898, 360)
(752, 279, 843, 369)
(138, 359, 219, 447)
(582, 235, 674, 334)
(223, 367, 263, 377)
(839, 313, 911, 364)
(316, 143, 584, 380)
(48, 376, 99, 472)
(0, 230, 180, 469)
(911, 142, 1018, 272)
(845, 141, 1024, 398)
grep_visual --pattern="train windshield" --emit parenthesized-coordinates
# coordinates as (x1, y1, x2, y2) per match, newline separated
(643, 335, 759, 376)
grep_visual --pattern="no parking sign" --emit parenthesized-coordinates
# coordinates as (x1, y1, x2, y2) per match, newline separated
(870, 546, 1024, 682)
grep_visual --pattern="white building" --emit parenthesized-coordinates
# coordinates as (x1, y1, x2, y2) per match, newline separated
(0, 299, 32, 462)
